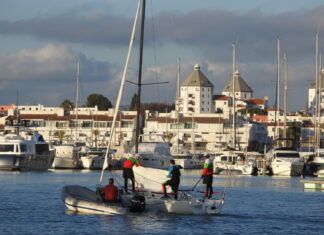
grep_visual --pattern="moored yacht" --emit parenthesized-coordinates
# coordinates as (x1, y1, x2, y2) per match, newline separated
(0, 132, 54, 171)
(137, 141, 173, 170)
(213, 151, 257, 175)
(266, 147, 304, 176)
(52, 145, 82, 169)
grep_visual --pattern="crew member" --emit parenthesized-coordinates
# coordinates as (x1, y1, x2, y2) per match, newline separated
(162, 160, 182, 199)
(100, 178, 118, 202)
(201, 153, 213, 198)
(123, 154, 141, 193)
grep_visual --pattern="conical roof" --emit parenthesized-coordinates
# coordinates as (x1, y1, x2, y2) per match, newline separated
(309, 69, 324, 89)
(181, 64, 214, 87)
(222, 70, 253, 93)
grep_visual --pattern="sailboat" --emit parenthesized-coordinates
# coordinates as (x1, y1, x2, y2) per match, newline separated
(266, 39, 304, 176)
(52, 60, 83, 169)
(61, 1, 147, 214)
(126, 0, 225, 214)
(212, 43, 257, 175)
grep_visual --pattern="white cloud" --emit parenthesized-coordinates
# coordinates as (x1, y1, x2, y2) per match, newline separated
(0, 44, 76, 80)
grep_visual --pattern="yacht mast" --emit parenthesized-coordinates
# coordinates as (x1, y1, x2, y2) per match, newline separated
(274, 37, 280, 140)
(318, 51, 322, 150)
(232, 42, 236, 149)
(99, 0, 141, 184)
(283, 53, 288, 141)
(135, 0, 146, 154)
(315, 32, 319, 152)
(75, 59, 80, 143)
(177, 58, 180, 154)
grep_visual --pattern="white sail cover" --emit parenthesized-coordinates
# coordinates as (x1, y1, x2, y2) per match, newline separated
(133, 166, 170, 192)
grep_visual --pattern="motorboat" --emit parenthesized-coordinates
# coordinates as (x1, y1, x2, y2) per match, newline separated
(61, 185, 146, 215)
(80, 148, 115, 170)
(132, 166, 225, 215)
(52, 145, 82, 169)
(173, 153, 203, 169)
(0, 132, 54, 171)
(136, 141, 173, 170)
(213, 151, 257, 175)
(266, 147, 304, 176)
(302, 149, 324, 176)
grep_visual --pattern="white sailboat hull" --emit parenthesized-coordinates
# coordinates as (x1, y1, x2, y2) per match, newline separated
(144, 196, 223, 215)
(132, 166, 224, 215)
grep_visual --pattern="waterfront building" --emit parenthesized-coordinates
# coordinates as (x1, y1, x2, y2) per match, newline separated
(176, 64, 214, 114)
(3, 104, 138, 148)
(308, 69, 324, 115)
(222, 70, 253, 100)
(143, 110, 269, 152)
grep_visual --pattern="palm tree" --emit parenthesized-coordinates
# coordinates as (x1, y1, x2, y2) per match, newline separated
(54, 130, 65, 144)
(92, 129, 100, 148)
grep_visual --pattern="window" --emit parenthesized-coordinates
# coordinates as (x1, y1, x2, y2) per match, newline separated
(0, 144, 14, 152)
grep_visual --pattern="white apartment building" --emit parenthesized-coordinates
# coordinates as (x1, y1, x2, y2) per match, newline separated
(308, 69, 324, 115)
(4, 104, 138, 147)
(144, 110, 269, 152)
(176, 64, 214, 114)
(222, 70, 253, 99)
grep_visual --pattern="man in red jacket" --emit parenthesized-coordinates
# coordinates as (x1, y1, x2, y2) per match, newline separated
(100, 178, 118, 202)
(123, 154, 141, 193)
(201, 153, 213, 198)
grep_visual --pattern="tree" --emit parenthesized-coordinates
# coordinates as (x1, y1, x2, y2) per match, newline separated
(54, 130, 65, 144)
(238, 108, 267, 116)
(60, 99, 74, 110)
(130, 93, 138, 111)
(85, 93, 112, 110)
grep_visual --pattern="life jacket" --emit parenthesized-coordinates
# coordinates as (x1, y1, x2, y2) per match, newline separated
(123, 157, 141, 169)
(101, 184, 118, 201)
(202, 158, 213, 175)
(168, 165, 182, 182)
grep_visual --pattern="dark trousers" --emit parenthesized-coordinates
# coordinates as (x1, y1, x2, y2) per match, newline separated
(203, 175, 213, 198)
(123, 168, 135, 192)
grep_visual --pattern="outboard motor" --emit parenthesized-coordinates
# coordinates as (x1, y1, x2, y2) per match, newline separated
(129, 194, 146, 212)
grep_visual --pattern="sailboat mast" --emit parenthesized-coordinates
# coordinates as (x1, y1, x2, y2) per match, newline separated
(177, 58, 180, 99)
(318, 51, 322, 149)
(177, 58, 180, 154)
(283, 53, 288, 140)
(75, 59, 80, 143)
(99, 0, 141, 184)
(232, 42, 236, 149)
(274, 37, 280, 140)
(135, 0, 146, 154)
(314, 32, 319, 152)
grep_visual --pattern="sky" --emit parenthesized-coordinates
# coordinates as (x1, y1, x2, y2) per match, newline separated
(0, 0, 323, 111)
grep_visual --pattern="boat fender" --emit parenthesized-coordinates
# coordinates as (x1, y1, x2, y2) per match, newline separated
(129, 194, 146, 212)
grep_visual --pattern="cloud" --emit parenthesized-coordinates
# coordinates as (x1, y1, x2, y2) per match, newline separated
(0, 43, 114, 82)
(1, 5, 324, 110)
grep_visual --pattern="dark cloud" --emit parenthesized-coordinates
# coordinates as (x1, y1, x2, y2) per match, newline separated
(0, 6, 324, 110)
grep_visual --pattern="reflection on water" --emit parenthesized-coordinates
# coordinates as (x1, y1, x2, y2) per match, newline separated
(0, 169, 323, 234)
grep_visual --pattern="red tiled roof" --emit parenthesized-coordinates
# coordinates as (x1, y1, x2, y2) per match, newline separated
(147, 116, 224, 124)
(214, 95, 229, 101)
(245, 98, 265, 105)
(6, 114, 136, 121)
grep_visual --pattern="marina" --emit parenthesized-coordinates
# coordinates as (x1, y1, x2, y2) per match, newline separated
(0, 170, 323, 234)
(0, 0, 324, 234)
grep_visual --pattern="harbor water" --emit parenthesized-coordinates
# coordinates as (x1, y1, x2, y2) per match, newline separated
(0, 170, 323, 234)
